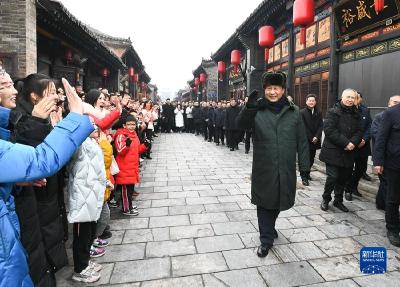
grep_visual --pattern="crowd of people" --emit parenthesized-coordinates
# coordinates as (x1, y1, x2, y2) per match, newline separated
(1, 64, 400, 286)
(0, 66, 162, 285)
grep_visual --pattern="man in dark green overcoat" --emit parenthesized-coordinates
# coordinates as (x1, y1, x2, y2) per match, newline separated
(237, 71, 309, 257)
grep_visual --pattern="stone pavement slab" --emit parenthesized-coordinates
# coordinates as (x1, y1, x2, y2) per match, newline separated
(58, 133, 398, 286)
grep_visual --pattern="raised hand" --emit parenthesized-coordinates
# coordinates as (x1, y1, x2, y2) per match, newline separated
(62, 78, 83, 114)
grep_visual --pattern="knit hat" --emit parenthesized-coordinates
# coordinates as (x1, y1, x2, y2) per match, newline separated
(85, 89, 102, 107)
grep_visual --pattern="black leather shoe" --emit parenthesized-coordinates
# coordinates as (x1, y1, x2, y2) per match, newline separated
(308, 175, 312, 181)
(274, 229, 278, 239)
(230, 148, 235, 151)
(353, 189, 363, 197)
(333, 201, 349, 212)
(362, 173, 372, 181)
(320, 200, 329, 211)
(345, 192, 353, 201)
(302, 179, 309, 186)
(245, 150, 249, 154)
(387, 231, 400, 247)
(257, 245, 270, 258)
(99, 230, 112, 240)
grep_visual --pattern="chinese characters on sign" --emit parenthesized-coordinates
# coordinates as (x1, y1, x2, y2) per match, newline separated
(318, 17, 331, 43)
(306, 24, 317, 47)
(335, 0, 400, 37)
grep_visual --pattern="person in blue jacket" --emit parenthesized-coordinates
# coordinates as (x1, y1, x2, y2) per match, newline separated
(0, 67, 94, 287)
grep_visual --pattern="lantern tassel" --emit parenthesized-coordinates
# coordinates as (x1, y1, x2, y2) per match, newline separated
(300, 27, 306, 46)
(234, 65, 238, 74)
(265, 48, 269, 64)
(219, 73, 223, 81)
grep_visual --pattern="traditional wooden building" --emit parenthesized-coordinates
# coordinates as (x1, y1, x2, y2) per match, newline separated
(192, 59, 218, 101)
(210, 0, 400, 115)
(1, 0, 152, 94)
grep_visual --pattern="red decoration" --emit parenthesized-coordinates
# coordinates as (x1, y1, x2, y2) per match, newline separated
(200, 73, 207, 83)
(193, 86, 197, 93)
(231, 50, 241, 73)
(194, 77, 200, 87)
(134, 74, 139, 82)
(374, 0, 385, 14)
(65, 49, 73, 65)
(128, 67, 135, 77)
(259, 26, 275, 65)
(102, 68, 110, 78)
(218, 61, 226, 81)
(293, 0, 315, 45)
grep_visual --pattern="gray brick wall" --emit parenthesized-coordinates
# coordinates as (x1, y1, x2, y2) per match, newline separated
(0, 0, 37, 78)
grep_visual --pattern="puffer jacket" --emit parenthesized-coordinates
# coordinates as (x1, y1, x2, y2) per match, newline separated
(99, 138, 113, 202)
(67, 138, 106, 223)
(114, 128, 147, 185)
(0, 107, 94, 287)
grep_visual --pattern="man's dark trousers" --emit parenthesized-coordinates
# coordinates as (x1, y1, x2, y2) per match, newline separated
(257, 206, 280, 247)
(322, 164, 353, 203)
(385, 169, 400, 232)
(73, 221, 96, 273)
(376, 172, 387, 210)
(346, 152, 369, 193)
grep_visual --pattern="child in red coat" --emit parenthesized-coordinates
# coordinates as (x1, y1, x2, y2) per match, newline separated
(114, 115, 148, 215)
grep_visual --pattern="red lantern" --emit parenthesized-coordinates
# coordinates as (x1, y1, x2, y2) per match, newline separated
(293, 0, 315, 45)
(218, 61, 226, 81)
(259, 26, 275, 65)
(65, 49, 73, 65)
(374, 0, 385, 14)
(231, 50, 241, 74)
(102, 68, 110, 78)
(194, 77, 200, 87)
(128, 67, 135, 77)
(133, 74, 139, 83)
(200, 73, 207, 83)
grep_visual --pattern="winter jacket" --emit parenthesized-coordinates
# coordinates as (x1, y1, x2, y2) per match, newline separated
(214, 108, 225, 128)
(186, 106, 193, 119)
(99, 138, 113, 202)
(67, 138, 106, 223)
(225, 105, 241, 130)
(174, 109, 184, 128)
(355, 104, 372, 157)
(0, 107, 93, 287)
(300, 107, 323, 150)
(371, 111, 384, 145)
(208, 107, 216, 126)
(237, 99, 309, 211)
(192, 106, 202, 123)
(114, 128, 147, 185)
(373, 104, 400, 171)
(12, 98, 67, 286)
(319, 102, 363, 168)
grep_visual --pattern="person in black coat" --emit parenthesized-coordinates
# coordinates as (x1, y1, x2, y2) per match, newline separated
(225, 98, 241, 151)
(319, 89, 363, 212)
(192, 102, 202, 135)
(300, 94, 323, 185)
(371, 96, 400, 210)
(12, 74, 68, 287)
(162, 99, 175, 133)
(213, 102, 225, 145)
(207, 102, 216, 142)
(373, 95, 400, 247)
(200, 102, 209, 140)
(344, 93, 372, 200)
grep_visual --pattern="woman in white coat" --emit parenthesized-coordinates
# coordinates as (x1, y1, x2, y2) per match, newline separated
(174, 104, 184, 132)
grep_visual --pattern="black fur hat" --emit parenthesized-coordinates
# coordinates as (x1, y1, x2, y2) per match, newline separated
(262, 71, 287, 89)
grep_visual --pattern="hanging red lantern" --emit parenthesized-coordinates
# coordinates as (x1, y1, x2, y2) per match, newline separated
(231, 50, 241, 74)
(133, 74, 139, 83)
(374, 0, 385, 14)
(293, 0, 315, 46)
(218, 61, 226, 81)
(259, 26, 275, 65)
(128, 67, 135, 77)
(102, 68, 110, 78)
(200, 73, 207, 83)
(194, 77, 200, 87)
(65, 49, 73, 65)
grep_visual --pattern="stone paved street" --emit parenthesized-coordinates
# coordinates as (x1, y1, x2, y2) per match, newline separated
(57, 133, 400, 286)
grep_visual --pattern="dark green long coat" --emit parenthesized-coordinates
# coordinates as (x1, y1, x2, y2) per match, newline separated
(237, 100, 310, 211)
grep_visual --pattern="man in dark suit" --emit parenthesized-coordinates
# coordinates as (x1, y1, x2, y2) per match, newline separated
(300, 94, 323, 186)
(373, 95, 400, 247)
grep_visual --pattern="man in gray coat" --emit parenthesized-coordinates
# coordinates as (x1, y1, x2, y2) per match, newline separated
(237, 72, 309, 257)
